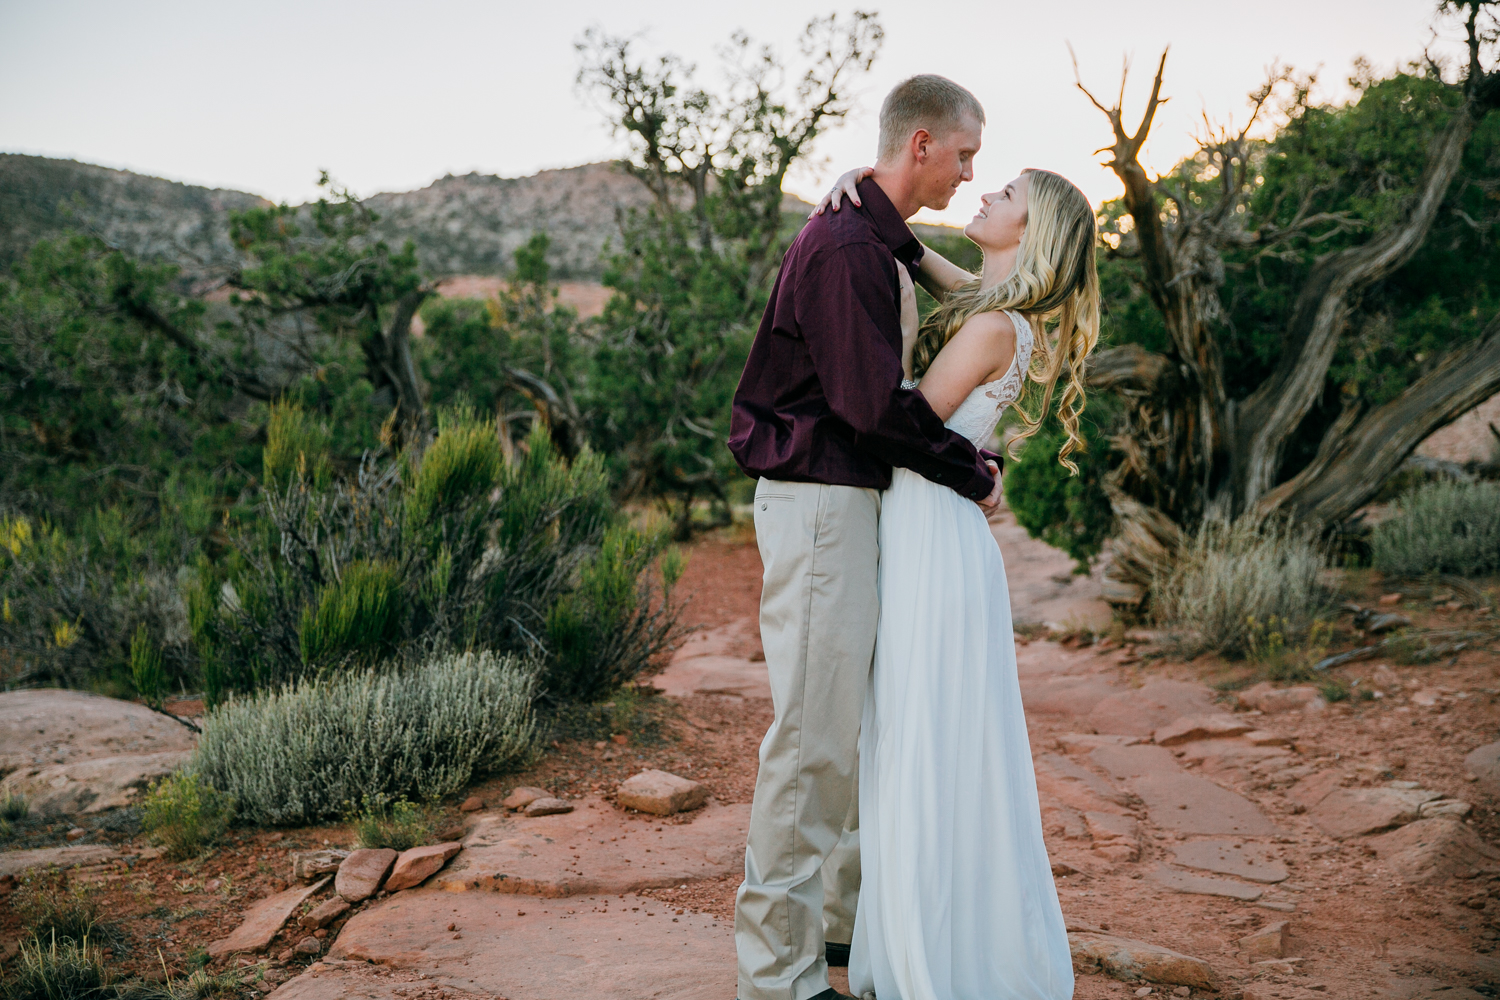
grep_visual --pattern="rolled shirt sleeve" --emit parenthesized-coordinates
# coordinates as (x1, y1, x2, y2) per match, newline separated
(796, 244, 996, 501)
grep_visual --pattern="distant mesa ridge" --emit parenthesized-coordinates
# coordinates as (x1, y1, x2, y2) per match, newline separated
(0, 153, 958, 284)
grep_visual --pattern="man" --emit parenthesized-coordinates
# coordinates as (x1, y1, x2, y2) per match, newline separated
(727, 74, 1000, 1000)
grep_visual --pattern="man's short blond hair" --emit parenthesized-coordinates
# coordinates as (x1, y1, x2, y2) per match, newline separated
(877, 75, 985, 163)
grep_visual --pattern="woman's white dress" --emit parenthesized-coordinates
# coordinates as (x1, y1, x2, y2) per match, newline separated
(849, 311, 1073, 1000)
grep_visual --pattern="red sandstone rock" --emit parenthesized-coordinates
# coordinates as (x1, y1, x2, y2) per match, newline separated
(460, 796, 484, 812)
(335, 848, 397, 902)
(1153, 714, 1255, 747)
(500, 786, 550, 811)
(299, 896, 350, 930)
(1239, 920, 1288, 957)
(524, 797, 575, 817)
(616, 769, 708, 816)
(1307, 786, 1441, 839)
(1068, 931, 1217, 987)
(1368, 816, 1500, 882)
(384, 842, 463, 892)
(207, 877, 329, 958)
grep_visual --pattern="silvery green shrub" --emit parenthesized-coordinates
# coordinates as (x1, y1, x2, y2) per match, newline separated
(1372, 479, 1500, 577)
(1153, 519, 1333, 657)
(192, 650, 538, 826)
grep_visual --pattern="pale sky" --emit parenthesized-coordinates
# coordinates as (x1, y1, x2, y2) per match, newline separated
(0, 0, 1465, 227)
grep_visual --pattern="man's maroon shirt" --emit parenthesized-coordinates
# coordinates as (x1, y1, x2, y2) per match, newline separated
(728, 178, 996, 501)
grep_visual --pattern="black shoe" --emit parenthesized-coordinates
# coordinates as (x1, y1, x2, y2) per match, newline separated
(824, 942, 851, 967)
(809, 990, 855, 1000)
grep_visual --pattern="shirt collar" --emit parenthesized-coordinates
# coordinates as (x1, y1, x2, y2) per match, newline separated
(857, 177, 924, 266)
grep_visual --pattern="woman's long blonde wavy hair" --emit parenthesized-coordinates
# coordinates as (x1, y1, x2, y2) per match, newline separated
(911, 168, 1101, 474)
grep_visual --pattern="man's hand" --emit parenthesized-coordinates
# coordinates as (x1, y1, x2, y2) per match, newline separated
(977, 460, 1003, 513)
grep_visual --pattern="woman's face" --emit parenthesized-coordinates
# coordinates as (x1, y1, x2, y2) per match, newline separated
(963, 173, 1029, 252)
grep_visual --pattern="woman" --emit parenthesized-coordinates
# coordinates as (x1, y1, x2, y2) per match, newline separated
(817, 166, 1100, 1000)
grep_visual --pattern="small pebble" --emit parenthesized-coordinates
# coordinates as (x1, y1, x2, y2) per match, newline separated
(65, 828, 86, 842)
(1135, 989, 1153, 998)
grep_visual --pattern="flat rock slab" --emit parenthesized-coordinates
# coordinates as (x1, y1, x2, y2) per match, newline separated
(1368, 816, 1500, 882)
(1132, 772, 1278, 836)
(1018, 673, 1123, 721)
(1034, 753, 1136, 809)
(385, 842, 462, 892)
(337, 849, 398, 902)
(1090, 744, 1183, 780)
(1154, 714, 1255, 747)
(1308, 786, 1441, 839)
(207, 876, 329, 958)
(326, 889, 735, 999)
(2, 751, 192, 817)
(0, 689, 196, 777)
(1170, 840, 1288, 882)
(653, 619, 770, 699)
(434, 796, 749, 897)
(1086, 679, 1217, 738)
(0, 845, 117, 878)
(1068, 931, 1217, 988)
(652, 654, 772, 700)
(990, 508, 1113, 631)
(1467, 741, 1500, 798)
(1150, 867, 1264, 900)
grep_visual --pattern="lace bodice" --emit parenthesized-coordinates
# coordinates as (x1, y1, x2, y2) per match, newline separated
(930, 310, 1034, 448)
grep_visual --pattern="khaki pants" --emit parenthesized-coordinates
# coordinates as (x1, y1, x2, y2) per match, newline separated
(736, 479, 879, 1000)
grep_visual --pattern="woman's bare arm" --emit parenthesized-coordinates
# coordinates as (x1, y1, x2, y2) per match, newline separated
(916, 243, 977, 302)
(914, 311, 1015, 421)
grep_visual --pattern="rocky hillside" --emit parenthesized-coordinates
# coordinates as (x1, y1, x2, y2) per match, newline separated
(0, 153, 653, 279)
(1, 153, 966, 283)
(0, 153, 271, 276)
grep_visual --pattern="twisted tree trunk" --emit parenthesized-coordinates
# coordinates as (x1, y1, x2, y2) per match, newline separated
(1076, 17, 1500, 602)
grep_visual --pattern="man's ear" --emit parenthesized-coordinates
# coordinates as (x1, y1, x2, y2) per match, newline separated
(910, 128, 933, 164)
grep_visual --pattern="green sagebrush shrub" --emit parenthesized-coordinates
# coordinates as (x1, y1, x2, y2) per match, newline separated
(1371, 480, 1500, 577)
(1152, 519, 1333, 658)
(191, 413, 678, 703)
(191, 649, 538, 826)
(140, 772, 233, 861)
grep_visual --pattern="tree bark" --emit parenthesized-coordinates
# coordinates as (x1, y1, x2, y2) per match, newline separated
(1229, 96, 1489, 512)
(361, 286, 432, 446)
(1254, 314, 1500, 524)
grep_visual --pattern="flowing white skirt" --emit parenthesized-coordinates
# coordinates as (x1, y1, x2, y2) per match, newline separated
(849, 467, 1073, 1000)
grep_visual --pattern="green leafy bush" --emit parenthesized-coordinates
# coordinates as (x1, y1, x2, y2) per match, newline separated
(140, 772, 234, 861)
(192, 418, 678, 701)
(297, 561, 404, 668)
(1153, 520, 1334, 657)
(544, 526, 668, 703)
(262, 401, 332, 491)
(130, 624, 165, 709)
(191, 650, 538, 826)
(1002, 406, 1115, 572)
(12, 870, 100, 944)
(351, 794, 434, 851)
(0, 935, 110, 1000)
(403, 412, 504, 528)
(1371, 480, 1500, 577)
